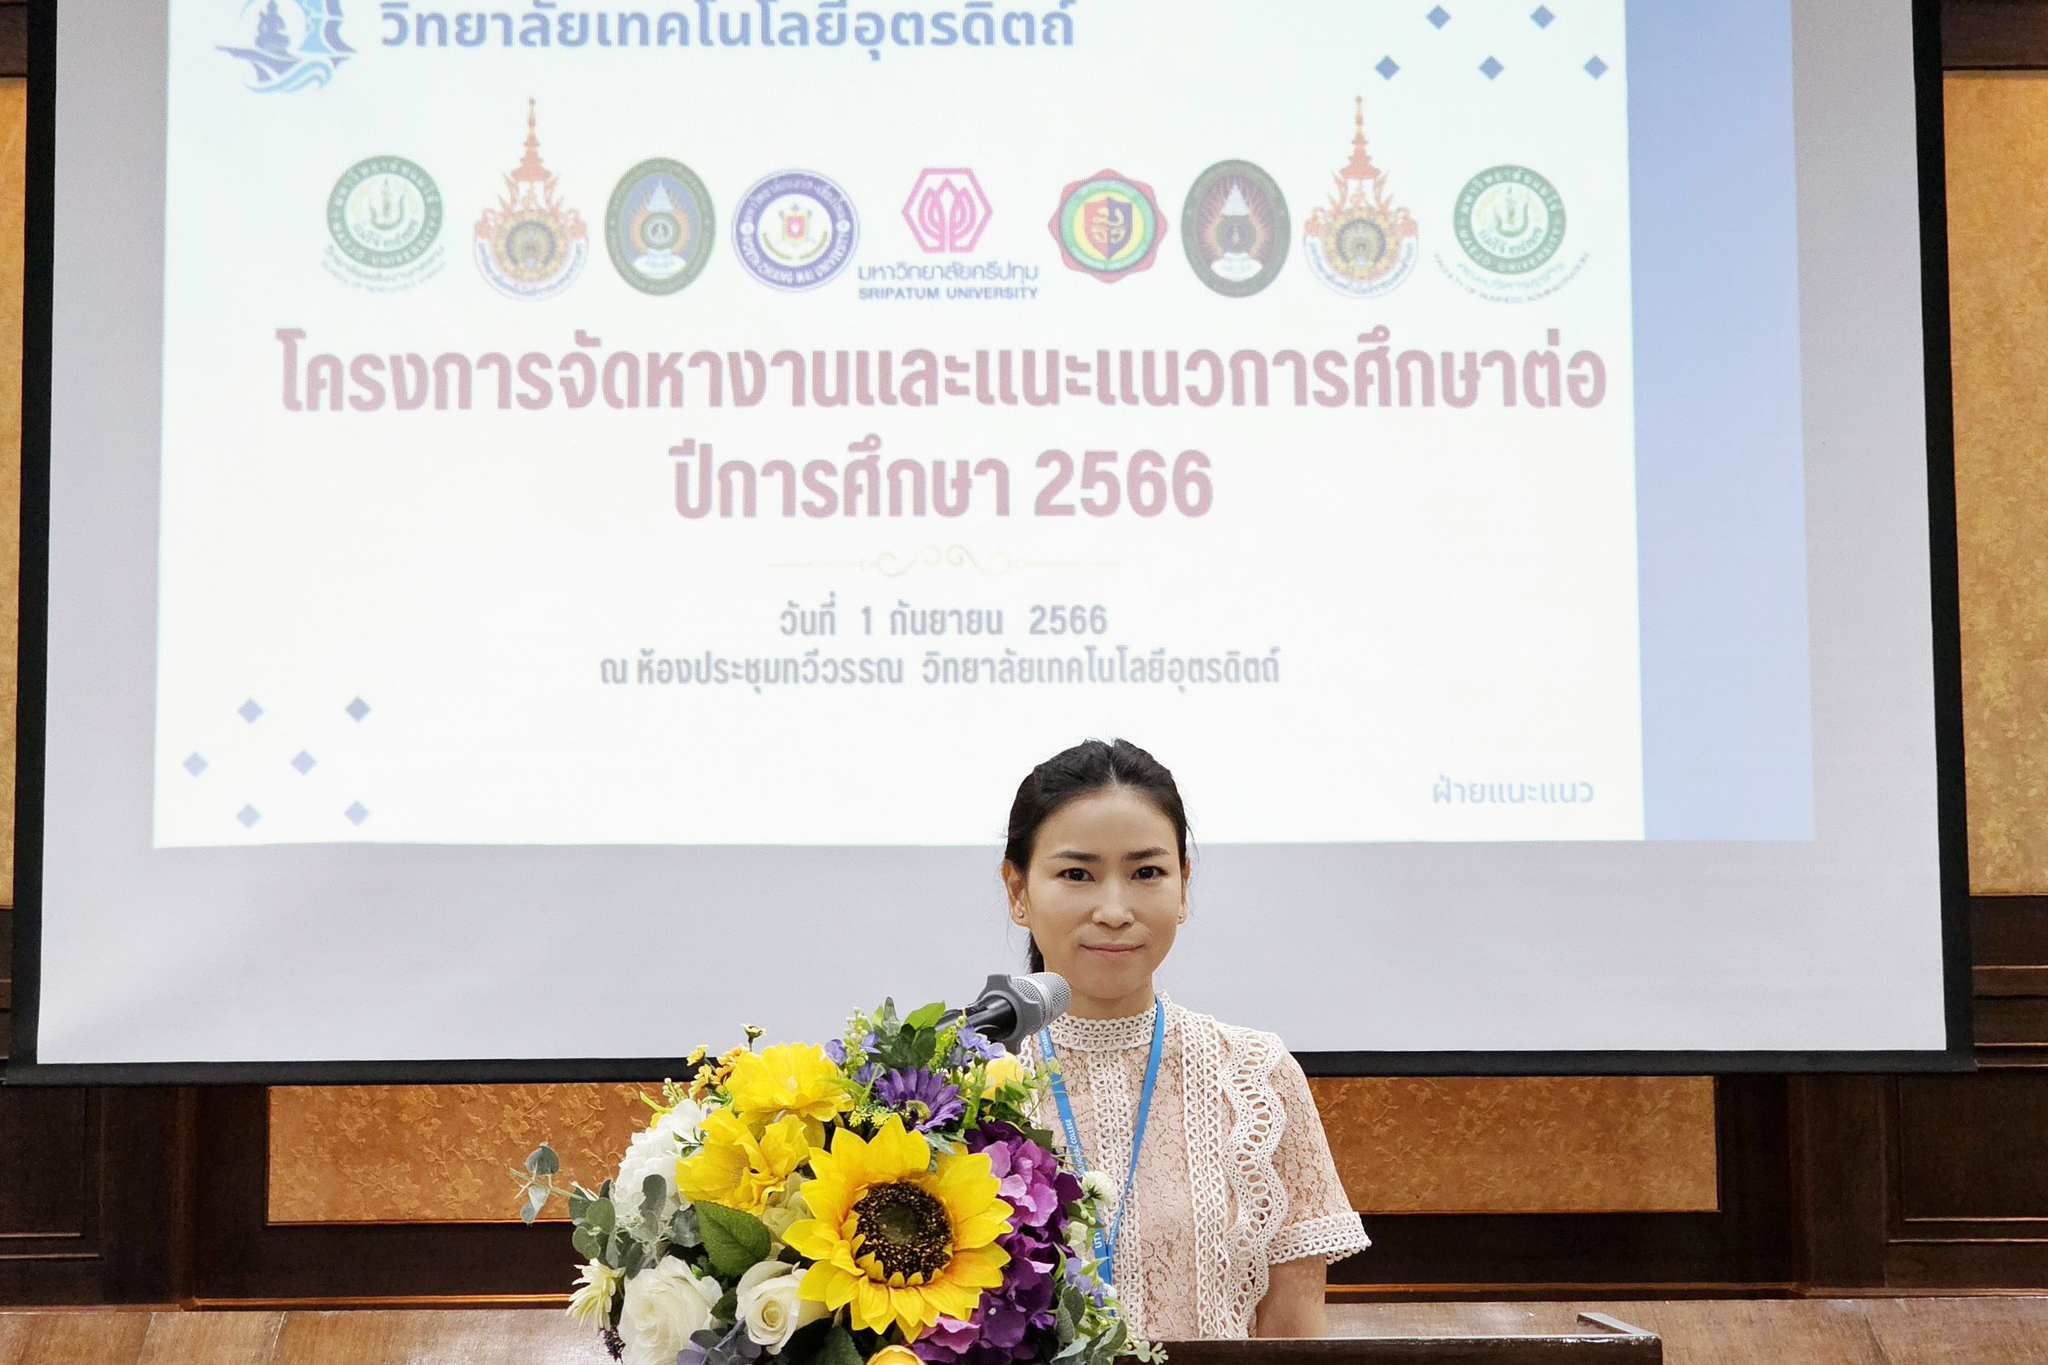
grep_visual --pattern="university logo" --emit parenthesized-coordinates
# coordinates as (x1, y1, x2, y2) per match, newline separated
(903, 169, 992, 254)
(325, 156, 444, 290)
(1049, 171, 1163, 282)
(1182, 160, 1289, 298)
(1304, 99, 1418, 299)
(606, 159, 715, 295)
(733, 171, 859, 291)
(474, 101, 588, 301)
(1438, 164, 1582, 302)
(1454, 166, 1566, 275)
(219, 0, 352, 94)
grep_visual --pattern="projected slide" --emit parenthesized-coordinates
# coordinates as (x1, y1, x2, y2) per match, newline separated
(149, 0, 1715, 849)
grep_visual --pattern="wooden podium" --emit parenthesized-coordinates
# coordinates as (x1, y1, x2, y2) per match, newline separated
(1164, 1314, 1661, 1363)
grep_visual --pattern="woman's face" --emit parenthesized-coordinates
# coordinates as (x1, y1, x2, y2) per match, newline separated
(1003, 786, 1189, 1018)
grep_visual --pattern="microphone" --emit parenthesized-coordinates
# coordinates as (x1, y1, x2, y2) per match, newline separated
(960, 972, 1071, 1050)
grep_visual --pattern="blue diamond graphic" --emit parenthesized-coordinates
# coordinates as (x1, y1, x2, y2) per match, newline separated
(1532, 5, 1554, 27)
(238, 699, 263, 724)
(1427, 5, 1450, 28)
(1376, 55, 1400, 80)
(183, 752, 208, 777)
(237, 805, 261, 827)
(345, 801, 370, 826)
(1585, 54, 1609, 78)
(291, 750, 317, 775)
(1480, 55, 1504, 79)
(346, 696, 371, 722)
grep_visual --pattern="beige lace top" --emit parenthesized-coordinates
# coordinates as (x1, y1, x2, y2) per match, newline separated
(1021, 994, 1370, 1340)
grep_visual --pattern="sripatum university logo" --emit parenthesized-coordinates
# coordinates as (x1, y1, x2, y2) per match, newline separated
(474, 101, 589, 301)
(1050, 171, 1163, 282)
(219, 0, 352, 93)
(1304, 98, 1417, 299)
(903, 169, 992, 254)
(325, 156, 444, 291)
(734, 171, 860, 291)
(606, 159, 715, 295)
(1183, 160, 1289, 297)
(1440, 164, 1585, 303)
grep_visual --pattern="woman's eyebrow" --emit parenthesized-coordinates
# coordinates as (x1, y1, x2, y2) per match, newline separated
(1050, 849, 1100, 862)
(1123, 847, 1170, 860)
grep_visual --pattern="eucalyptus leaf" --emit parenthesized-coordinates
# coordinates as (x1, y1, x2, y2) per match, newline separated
(525, 1143, 561, 1177)
(572, 1224, 604, 1260)
(620, 1238, 648, 1277)
(520, 1185, 546, 1225)
(697, 1201, 774, 1279)
(667, 1203, 703, 1248)
(568, 1189, 593, 1221)
(640, 1174, 667, 1220)
(588, 1197, 617, 1235)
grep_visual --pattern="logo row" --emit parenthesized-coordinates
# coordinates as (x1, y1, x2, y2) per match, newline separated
(326, 100, 1569, 302)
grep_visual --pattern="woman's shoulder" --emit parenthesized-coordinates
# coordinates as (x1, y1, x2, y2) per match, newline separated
(1166, 999, 1300, 1076)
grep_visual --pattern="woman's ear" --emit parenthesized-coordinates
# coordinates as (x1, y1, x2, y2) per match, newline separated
(1001, 859, 1029, 921)
(1179, 860, 1193, 922)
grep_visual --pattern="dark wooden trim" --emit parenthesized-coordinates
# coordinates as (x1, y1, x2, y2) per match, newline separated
(1944, 0, 2048, 68)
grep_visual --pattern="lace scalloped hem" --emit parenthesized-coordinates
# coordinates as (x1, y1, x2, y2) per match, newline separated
(1269, 1211, 1372, 1266)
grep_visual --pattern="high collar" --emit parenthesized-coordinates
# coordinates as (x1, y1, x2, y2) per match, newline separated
(1048, 993, 1169, 1051)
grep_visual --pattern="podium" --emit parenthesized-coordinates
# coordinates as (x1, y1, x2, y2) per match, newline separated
(1164, 1313, 1661, 1363)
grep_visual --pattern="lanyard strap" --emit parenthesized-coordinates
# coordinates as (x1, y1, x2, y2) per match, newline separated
(1039, 998, 1166, 1282)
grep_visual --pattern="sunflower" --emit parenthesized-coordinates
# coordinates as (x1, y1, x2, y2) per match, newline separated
(676, 1109, 811, 1214)
(727, 1043, 853, 1136)
(784, 1115, 1012, 1338)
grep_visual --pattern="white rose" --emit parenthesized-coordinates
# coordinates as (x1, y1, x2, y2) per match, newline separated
(613, 1101, 708, 1226)
(735, 1260, 828, 1350)
(618, 1259, 723, 1365)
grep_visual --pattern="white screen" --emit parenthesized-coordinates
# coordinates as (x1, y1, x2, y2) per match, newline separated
(23, 0, 1958, 1073)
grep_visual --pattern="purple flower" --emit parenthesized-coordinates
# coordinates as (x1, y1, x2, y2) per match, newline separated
(876, 1067, 966, 1132)
(914, 1223, 1061, 1365)
(951, 1026, 1005, 1064)
(969, 1122, 1082, 1231)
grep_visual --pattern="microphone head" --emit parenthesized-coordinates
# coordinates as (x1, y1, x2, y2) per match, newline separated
(1012, 971, 1071, 1034)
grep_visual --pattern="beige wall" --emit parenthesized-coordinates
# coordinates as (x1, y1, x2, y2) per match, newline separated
(7, 74, 2045, 1223)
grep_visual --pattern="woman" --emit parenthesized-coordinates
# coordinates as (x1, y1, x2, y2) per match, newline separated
(1002, 739, 1370, 1341)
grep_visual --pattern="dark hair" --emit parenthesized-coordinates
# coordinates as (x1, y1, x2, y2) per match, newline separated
(1004, 739, 1190, 972)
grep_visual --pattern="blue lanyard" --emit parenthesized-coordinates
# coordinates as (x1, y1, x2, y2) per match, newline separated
(1039, 998, 1166, 1282)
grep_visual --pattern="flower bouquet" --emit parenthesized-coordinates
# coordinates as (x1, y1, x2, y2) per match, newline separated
(517, 1000, 1156, 1365)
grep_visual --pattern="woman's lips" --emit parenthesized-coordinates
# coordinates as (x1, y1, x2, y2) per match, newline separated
(1080, 943, 1143, 954)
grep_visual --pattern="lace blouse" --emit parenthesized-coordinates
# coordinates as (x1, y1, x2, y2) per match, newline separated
(1021, 994, 1370, 1339)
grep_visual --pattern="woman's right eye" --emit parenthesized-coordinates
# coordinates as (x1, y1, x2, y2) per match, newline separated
(1057, 868, 1093, 882)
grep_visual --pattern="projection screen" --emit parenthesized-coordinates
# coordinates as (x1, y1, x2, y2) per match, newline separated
(11, 0, 1968, 1079)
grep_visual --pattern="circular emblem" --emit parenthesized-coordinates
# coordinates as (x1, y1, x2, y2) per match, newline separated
(327, 157, 442, 270)
(1181, 160, 1288, 298)
(1050, 171, 1163, 282)
(1454, 166, 1566, 276)
(606, 159, 715, 295)
(732, 171, 859, 291)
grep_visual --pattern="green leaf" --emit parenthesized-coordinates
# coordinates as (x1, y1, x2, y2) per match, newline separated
(666, 1203, 703, 1248)
(777, 1318, 834, 1365)
(525, 1143, 561, 1177)
(568, 1189, 593, 1221)
(697, 1201, 774, 1279)
(713, 1288, 739, 1322)
(904, 1002, 947, 1030)
(817, 1323, 863, 1365)
(640, 1175, 667, 1220)
(587, 1197, 617, 1235)
(519, 1185, 546, 1225)
(619, 1239, 648, 1277)
(572, 1224, 604, 1261)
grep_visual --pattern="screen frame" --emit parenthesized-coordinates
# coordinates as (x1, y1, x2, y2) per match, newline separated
(4, 0, 1976, 1084)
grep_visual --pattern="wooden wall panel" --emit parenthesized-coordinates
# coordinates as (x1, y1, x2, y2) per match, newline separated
(267, 1075, 1720, 1224)
(1949, 72, 2048, 896)
(0, 73, 21, 904)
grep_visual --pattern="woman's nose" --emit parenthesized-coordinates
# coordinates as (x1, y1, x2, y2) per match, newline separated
(1093, 894, 1135, 927)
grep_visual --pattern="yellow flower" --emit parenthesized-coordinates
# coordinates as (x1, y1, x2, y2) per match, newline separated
(980, 1055, 1029, 1098)
(870, 1347, 924, 1365)
(677, 1108, 812, 1213)
(784, 1115, 1012, 1339)
(727, 1043, 853, 1131)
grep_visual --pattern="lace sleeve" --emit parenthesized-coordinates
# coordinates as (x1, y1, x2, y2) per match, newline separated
(1266, 1052, 1371, 1266)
